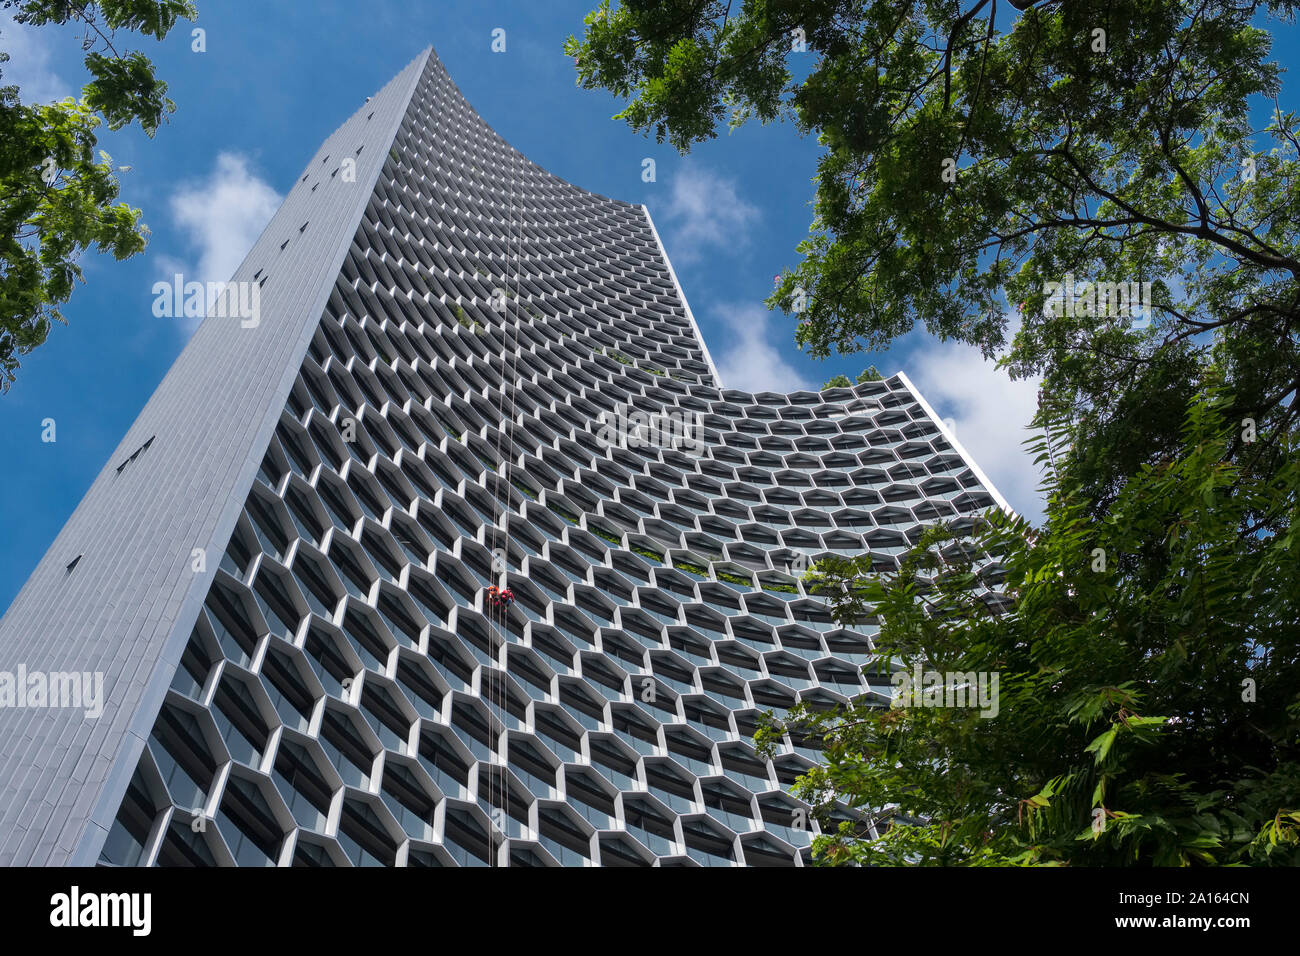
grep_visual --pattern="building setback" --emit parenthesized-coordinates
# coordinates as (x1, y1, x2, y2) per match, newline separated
(0, 48, 1008, 866)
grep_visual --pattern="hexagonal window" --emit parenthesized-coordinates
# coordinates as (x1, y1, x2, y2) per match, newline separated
(272, 737, 335, 831)
(283, 481, 326, 547)
(338, 795, 400, 866)
(394, 654, 443, 720)
(155, 814, 222, 867)
(149, 701, 219, 811)
(537, 805, 593, 866)
(245, 488, 291, 563)
(416, 728, 472, 801)
(421, 632, 469, 694)
(315, 472, 360, 535)
(345, 470, 388, 523)
(328, 536, 378, 600)
(719, 744, 773, 793)
(291, 833, 343, 866)
(212, 675, 274, 768)
(683, 698, 732, 743)
(597, 832, 653, 867)
(303, 622, 361, 698)
(218, 515, 257, 581)
(379, 758, 437, 842)
(203, 578, 262, 668)
(99, 764, 163, 867)
(759, 794, 815, 847)
(169, 624, 216, 700)
(682, 817, 737, 866)
(388, 511, 432, 567)
(252, 562, 308, 643)
(478, 765, 532, 840)
(620, 796, 676, 857)
(291, 547, 344, 621)
(215, 772, 289, 867)
(319, 705, 379, 789)
(741, 832, 797, 866)
(361, 681, 414, 754)
(442, 805, 496, 867)
(644, 761, 696, 815)
(342, 603, 395, 673)
(260, 642, 319, 733)
(361, 523, 405, 583)
(665, 727, 717, 776)
(702, 779, 756, 834)
(377, 582, 421, 650)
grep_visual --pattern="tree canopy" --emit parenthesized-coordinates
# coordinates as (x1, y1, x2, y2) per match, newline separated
(0, 0, 195, 390)
(570, 0, 1300, 864)
(758, 382, 1299, 865)
(823, 365, 884, 389)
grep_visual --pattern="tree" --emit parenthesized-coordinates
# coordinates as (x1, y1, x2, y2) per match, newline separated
(757, 381, 1300, 866)
(0, 0, 196, 390)
(567, 0, 1300, 504)
(823, 364, 883, 389)
(571, 1, 1300, 864)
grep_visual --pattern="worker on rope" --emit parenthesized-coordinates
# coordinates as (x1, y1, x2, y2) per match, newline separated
(485, 585, 515, 608)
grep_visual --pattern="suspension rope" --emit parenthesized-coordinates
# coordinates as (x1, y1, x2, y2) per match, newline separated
(498, 148, 527, 862)
(483, 143, 527, 866)
(484, 154, 511, 867)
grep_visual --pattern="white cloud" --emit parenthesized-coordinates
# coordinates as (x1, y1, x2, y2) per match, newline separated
(169, 152, 281, 286)
(162, 152, 281, 331)
(0, 10, 73, 103)
(907, 336, 1047, 524)
(659, 164, 760, 263)
(710, 302, 812, 393)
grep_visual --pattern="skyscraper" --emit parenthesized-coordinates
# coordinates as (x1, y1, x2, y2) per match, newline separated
(0, 48, 1009, 866)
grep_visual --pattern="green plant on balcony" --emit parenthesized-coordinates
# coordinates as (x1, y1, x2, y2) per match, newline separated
(674, 560, 708, 579)
(716, 570, 753, 588)
(549, 503, 580, 525)
(589, 525, 623, 546)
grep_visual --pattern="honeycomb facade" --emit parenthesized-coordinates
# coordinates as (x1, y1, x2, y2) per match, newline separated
(0, 49, 1008, 867)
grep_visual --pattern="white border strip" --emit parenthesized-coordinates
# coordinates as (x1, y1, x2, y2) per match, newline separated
(640, 203, 723, 385)
(895, 369, 1018, 518)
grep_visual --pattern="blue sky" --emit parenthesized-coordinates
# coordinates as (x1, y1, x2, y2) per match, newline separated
(12, 0, 1210, 613)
